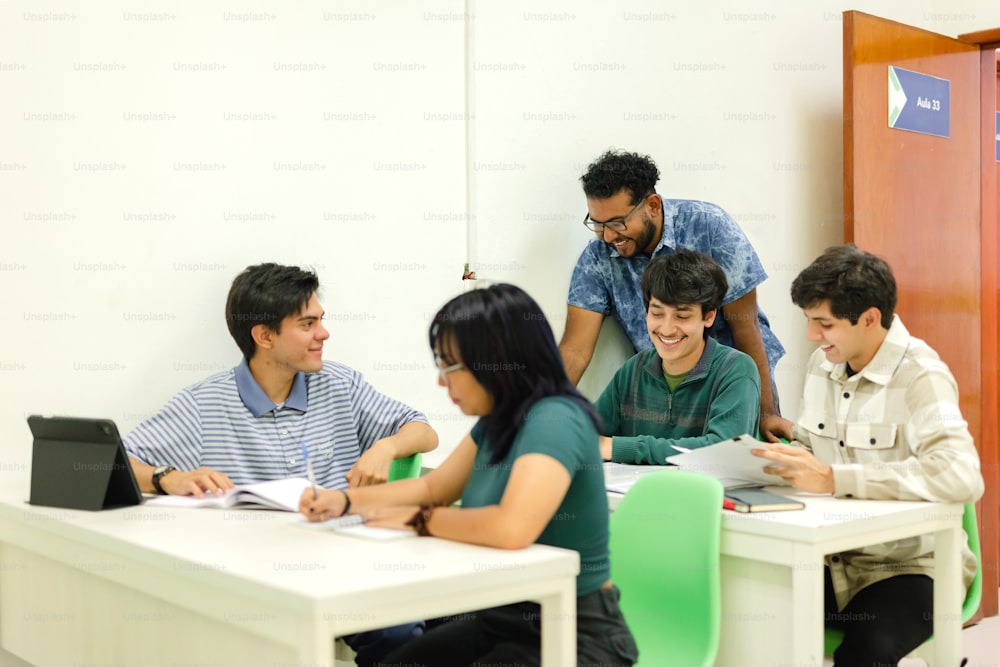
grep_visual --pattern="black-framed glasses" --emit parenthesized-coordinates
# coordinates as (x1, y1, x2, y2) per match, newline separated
(582, 193, 652, 232)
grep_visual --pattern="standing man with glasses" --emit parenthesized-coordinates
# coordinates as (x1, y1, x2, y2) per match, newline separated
(560, 149, 790, 441)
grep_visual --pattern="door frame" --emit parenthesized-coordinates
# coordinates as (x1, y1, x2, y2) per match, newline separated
(958, 27, 1000, 620)
(843, 12, 999, 619)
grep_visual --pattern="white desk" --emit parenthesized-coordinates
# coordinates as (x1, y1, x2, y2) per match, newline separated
(0, 481, 579, 667)
(608, 489, 964, 667)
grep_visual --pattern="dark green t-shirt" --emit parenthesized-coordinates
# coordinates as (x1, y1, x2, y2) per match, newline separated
(465, 397, 609, 596)
(663, 369, 689, 393)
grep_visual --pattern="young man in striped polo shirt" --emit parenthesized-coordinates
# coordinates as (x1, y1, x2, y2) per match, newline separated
(124, 262, 437, 665)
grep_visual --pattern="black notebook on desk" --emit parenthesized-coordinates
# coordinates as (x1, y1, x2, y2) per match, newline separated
(724, 487, 805, 513)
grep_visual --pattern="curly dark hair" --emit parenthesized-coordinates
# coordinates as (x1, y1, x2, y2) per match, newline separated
(580, 149, 660, 204)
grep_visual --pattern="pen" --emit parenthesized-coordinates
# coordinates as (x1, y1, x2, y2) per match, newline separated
(301, 442, 318, 499)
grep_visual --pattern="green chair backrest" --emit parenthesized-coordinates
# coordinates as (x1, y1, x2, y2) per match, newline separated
(823, 502, 982, 655)
(387, 453, 422, 482)
(610, 470, 724, 667)
(962, 502, 983, 618)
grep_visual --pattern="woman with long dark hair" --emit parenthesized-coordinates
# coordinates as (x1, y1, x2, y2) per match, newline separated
(300, 283, 637, 667)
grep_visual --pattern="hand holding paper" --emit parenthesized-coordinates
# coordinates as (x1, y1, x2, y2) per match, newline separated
(664, 434, 787, 489)
(751, 441, 835, 494)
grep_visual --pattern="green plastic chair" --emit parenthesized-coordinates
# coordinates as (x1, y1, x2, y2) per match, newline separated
(823, 502, 982, 660)
(387, 453, 422, 482)
(610, 470, 724, 667)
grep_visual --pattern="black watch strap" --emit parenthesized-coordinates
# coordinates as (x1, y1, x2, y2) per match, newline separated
(151, 465, 175, 494)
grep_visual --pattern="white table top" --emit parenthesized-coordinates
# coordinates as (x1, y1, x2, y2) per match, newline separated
(609, 484, 962, 548)
(721, 487, 961, 538)
(0, 479, 580, 623)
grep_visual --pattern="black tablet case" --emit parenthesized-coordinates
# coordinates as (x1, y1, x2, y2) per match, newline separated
(28, 415, 143, 511)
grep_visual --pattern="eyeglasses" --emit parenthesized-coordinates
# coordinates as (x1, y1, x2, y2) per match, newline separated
(582, 193, 652, 232)
(434, 356, 466, 383)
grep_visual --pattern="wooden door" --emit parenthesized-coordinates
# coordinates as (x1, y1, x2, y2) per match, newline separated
(844, 10, 997, 617)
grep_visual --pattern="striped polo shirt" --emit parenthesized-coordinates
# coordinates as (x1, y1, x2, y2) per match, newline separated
(124, 359, 428, 489)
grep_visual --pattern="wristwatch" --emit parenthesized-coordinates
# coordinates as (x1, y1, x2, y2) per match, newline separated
(151, 465, 176, 494)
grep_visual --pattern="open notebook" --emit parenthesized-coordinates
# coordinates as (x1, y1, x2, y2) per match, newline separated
(144, 477, 311, 511)
(603, 462, 672, 494)
(144, 478, 414, 539)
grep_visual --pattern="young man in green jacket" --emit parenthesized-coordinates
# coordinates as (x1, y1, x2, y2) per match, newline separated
(596, 250, 761, 464)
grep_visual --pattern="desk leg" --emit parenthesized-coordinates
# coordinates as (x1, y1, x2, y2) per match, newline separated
(538, 579, 576, 667)
(790, 544, 825, 667)
(297, 617, 335, 667)
(933, 524, 962, 667)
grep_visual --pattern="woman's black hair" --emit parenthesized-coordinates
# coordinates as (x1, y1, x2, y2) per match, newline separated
(429, 283, 601, 463)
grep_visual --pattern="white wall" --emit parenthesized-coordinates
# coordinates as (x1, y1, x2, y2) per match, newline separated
(466, 0, 1000, 408)
(3, 0, 999, 477)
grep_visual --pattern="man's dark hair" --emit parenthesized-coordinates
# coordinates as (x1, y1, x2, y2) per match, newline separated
(790, 244, 896, 328)
(225, 263, 320, 360)
(641, 250, 728, 339)
(429, 283, 600, 464)
(580, 149, 660, 205)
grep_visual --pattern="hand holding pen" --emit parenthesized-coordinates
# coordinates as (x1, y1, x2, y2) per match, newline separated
(300, 442, 318, 500)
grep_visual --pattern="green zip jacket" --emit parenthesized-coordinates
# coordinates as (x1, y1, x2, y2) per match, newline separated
(595, 337, 761, 465)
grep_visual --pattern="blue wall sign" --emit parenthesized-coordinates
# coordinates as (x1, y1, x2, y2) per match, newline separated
(887, 66, 950, 138)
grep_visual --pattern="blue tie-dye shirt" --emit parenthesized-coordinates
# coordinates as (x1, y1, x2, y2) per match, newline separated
(567, 196, 785, 373)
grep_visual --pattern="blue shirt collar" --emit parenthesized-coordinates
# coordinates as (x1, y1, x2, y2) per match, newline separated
(234, 358, 309, 417)
(654, 195, 677, 254)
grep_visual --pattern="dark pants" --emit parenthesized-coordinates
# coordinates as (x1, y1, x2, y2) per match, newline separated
(375, 585, 638, 667)
(824, 569, 934, 667)
(344, 622, 425, 667)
